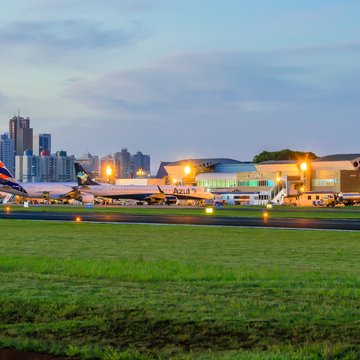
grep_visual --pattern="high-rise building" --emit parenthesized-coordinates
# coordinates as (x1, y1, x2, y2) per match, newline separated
(75, 153, 99, 177)
(55, 152, 75, 182)
(15, 151, 75, 182)
(33, 133, 51, 156)
(9, 115, 33, 155)
(114, 148, 131, 178)
(131, 151, 151, 178)
(15, 150, 40, 183)
(99, 154, 116, 180)
(0, 133, 15, 175)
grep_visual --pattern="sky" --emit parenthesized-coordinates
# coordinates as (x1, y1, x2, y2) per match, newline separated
(1, 0, 360, 172)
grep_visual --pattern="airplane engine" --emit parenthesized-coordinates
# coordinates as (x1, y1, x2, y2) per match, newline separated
(80, 193, 95, 204)
(164, 195, 178, 205)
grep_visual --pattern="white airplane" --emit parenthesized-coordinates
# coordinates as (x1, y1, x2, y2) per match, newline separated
(0, 161, 79, 201)
(75, 163, 214, 205)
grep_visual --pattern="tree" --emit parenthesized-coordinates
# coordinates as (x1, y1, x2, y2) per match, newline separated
(253, 149, 318, 163)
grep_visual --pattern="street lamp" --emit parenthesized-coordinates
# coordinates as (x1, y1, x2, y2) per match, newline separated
(106, 165, 113, 183)
(182, 165, 192, 186)
(300, 161, 308, 192)
(300, 162, 308, 172)
(184, 165, 191, 176)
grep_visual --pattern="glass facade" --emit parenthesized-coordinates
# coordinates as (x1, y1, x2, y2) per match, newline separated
(238, 180, 274, 187)
(198, 179, 274, 188)
(311, 179, 338, 187)
(198, 179, 238, 188)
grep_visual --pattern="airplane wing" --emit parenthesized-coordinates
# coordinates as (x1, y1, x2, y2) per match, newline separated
(144, 186, 178, 205)
(33, 186, 80, 200)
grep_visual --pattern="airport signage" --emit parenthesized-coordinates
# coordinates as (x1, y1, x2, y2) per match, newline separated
(247, 172, 263, 179)
(173, 188, 196, 195)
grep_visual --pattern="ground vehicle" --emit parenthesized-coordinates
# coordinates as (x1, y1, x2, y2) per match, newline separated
(284, 192, 333, 206)
(323, 192, 360, 206)
(338, 192, 360, 206)
(323, 194, 338, 207)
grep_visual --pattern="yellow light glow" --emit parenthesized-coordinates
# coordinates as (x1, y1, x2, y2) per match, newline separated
(75, 216, 81, 223)
(106, 165, 113, 177)
(136, 168, 145, 177)
(300, 162, 308, 171)
(276, 176, 281, 183)
(205, 207, 214, 214)
(266, 203, 273, 209)
(184, 165, 191, 175)
(300, 186, 305, 192)
(263, 211, 269, 220)
(173, 178, 177, 184)
(5, 206, 10, 213)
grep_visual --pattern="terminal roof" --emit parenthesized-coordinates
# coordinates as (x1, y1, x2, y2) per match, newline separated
(313, 154, 360, 162)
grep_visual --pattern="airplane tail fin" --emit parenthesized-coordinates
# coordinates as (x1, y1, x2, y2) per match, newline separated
(157, 185, 165, 194)
(0, 161, 27, 195)
(74, 163, 100, 186)
(0, 161, 15, 180)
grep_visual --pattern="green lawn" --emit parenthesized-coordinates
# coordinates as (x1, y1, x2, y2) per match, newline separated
(2, 203, 360, 220)
(0, 220, 359, 359)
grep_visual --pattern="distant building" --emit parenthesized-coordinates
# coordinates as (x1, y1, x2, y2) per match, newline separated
(131, 151, 150, 178)
(9, 115, 33, 155)
(99, 154, 116, 179)
(0, 133, 15, 175)
(157, 158, 248, 185)
(54, 153, 75, 182)
(15, 150, 75, 182)
(15, 151, 40, 183)
(75, 152, 99, 177)
(33, 133, 51, 156)
(114, 148, 131, 178)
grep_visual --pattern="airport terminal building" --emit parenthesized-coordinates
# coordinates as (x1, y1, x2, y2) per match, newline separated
(159, 154, 360, 205)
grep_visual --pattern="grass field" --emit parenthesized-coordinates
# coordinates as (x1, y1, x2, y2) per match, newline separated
(2, 203, 360, 220)
(0, 220, 359, 359)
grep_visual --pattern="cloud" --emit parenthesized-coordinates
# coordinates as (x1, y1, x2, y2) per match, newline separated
(63, 51, 315, 117)
(0, 91, 8, 106)
(0, 19, 140, 53)
(27, 0, 153, 14)
(59, 47, 360, 165)
(3, 45, 360, 167)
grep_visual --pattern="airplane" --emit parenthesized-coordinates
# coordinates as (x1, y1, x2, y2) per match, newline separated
(0, 161, 80, 202)
(75, 163, 214, 205)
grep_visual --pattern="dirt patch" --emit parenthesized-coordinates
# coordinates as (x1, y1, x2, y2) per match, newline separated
(0, 349, 73, 360)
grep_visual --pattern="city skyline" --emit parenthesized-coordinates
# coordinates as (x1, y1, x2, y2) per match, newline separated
(1, 0, 360, 170)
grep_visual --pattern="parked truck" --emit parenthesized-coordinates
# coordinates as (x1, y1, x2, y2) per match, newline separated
(323, 192, 360, 207)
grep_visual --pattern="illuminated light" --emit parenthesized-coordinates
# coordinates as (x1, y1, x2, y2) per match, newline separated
(75, 217, 81, 223)
(300, 162, 308, 171)
(136, 168, 145, 177)
(300, 186, 305, 192)
(172, 178, 177, 184)
(262, 210, 269, 220)
(106, 165, 113, 177)
(5, 206, 10, 214)
(266, 203, 273, 209)
(184, 165, 191, 175)
(276, 177, 281, 183)
(205, 207, 214, 214)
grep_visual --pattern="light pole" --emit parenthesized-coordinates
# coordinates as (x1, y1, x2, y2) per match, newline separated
(183, 165, 191, 185)
(106, 165, 113, 183)
(300, 161, 308, 192)
(136, 168, 145, 178)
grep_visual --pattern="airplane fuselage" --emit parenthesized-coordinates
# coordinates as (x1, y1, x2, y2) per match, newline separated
(79, 184, 213, 201)
(0, 182, 78, 199)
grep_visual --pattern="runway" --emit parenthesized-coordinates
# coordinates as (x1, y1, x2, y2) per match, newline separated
(1, 210, 360, 231)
